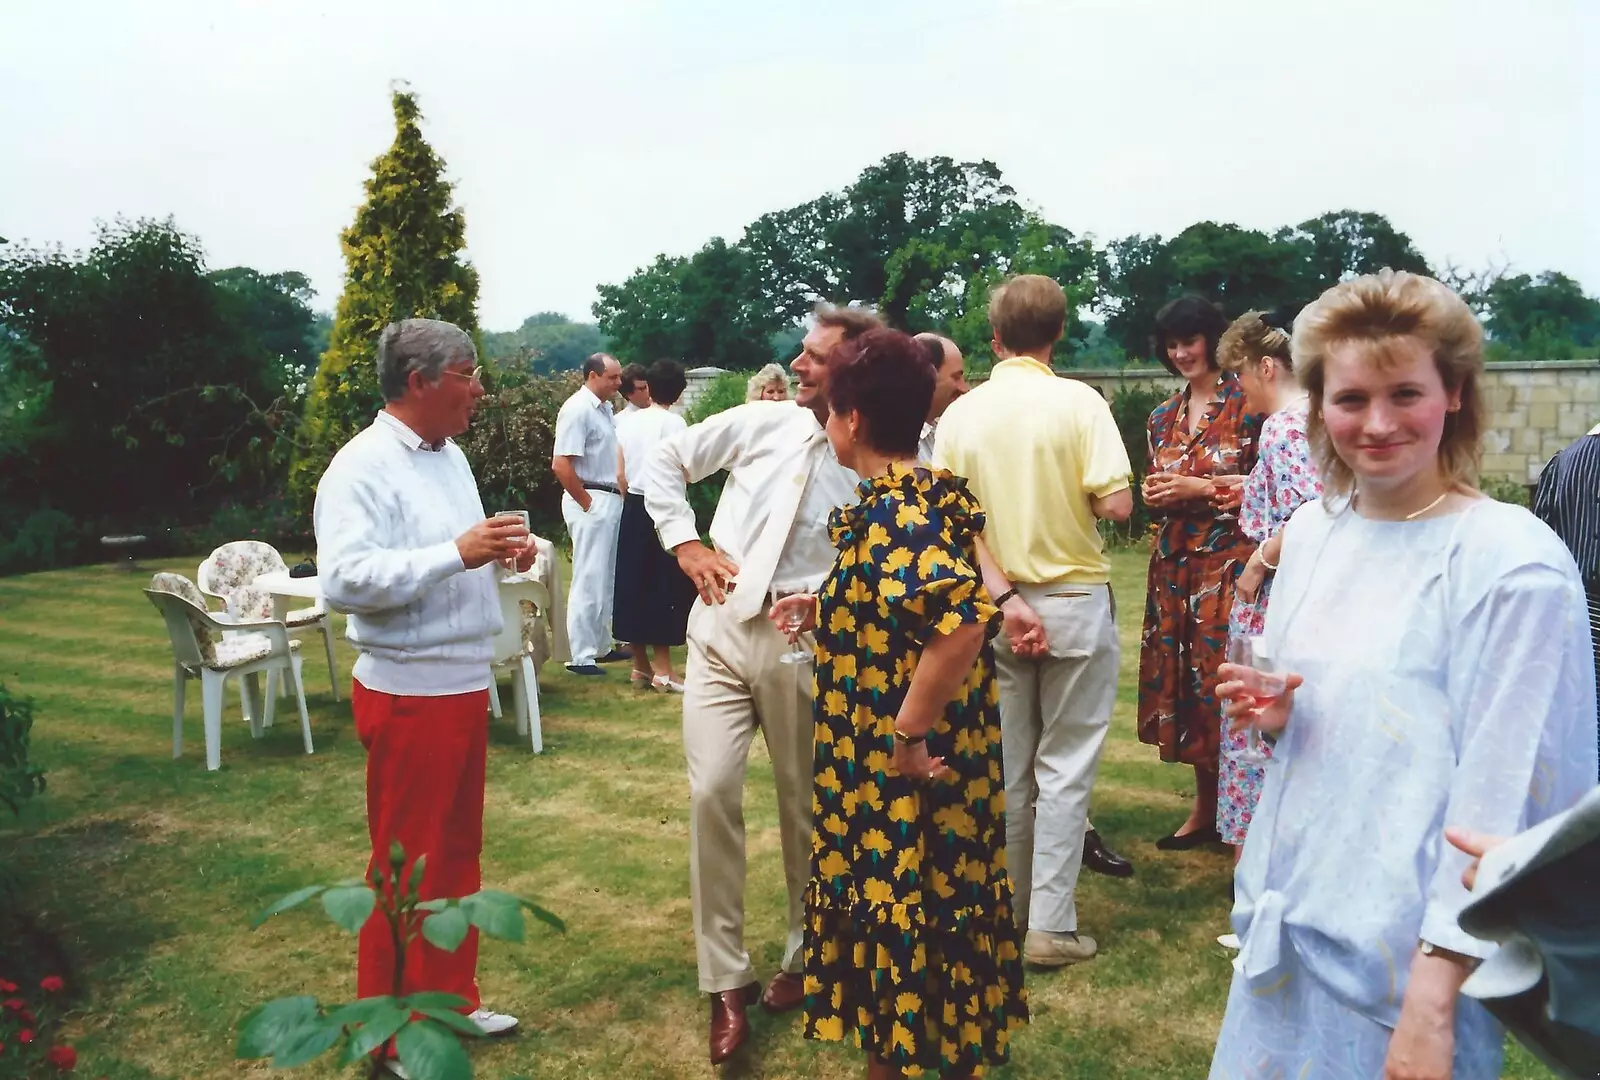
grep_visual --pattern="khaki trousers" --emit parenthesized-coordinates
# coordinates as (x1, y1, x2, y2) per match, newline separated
(995, 582, 1118, 934)
(681, 596, 816, 993)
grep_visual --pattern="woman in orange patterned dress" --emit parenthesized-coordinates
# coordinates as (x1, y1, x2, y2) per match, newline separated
(1136, 295, 1264, 849)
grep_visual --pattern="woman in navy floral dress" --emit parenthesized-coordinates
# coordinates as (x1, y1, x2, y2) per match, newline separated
(772, 330, 1025, 1079)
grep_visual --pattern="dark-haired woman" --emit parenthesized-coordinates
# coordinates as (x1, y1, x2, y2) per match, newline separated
(614, 359, 697, 691)
(1136, 295, 1264, 848)
(771, 328, 1026, 1079)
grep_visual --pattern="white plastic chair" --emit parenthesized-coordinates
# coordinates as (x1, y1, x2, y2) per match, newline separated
(487, 577, 548, 753)
(198, 541, 339, 701)
(144, 573, 313, 771)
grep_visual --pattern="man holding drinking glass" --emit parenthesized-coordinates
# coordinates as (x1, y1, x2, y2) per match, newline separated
(315, 318, 532, 1074)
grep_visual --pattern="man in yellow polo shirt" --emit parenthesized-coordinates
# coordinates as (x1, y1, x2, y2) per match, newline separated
(933, 273, 1133, 969)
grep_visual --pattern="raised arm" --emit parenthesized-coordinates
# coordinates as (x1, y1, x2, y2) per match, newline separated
(315, 467, 456, 616)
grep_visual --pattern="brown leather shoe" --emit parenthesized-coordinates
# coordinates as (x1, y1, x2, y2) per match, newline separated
(760, 970, 805, 1013)
(709, 982, 759, 1065)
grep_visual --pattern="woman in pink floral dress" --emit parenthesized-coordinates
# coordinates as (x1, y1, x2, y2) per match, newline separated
(1214, 312, 1322, 851)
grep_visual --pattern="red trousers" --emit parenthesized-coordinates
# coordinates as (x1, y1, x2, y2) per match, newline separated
(353, 680, 488, 1008)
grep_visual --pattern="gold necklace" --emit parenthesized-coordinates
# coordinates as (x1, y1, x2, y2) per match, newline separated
(1404, 491, 1451, 520)
(1354, 488, 1452, 520)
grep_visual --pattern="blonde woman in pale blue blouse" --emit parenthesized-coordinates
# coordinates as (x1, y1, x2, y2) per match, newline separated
(1212, 272, 1597, 1080)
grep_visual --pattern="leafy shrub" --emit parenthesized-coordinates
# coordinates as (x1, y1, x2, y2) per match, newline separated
(1104, 384, 1171, 545)
(457, 371, 581, 543)
(0, 684, 45, 817)
(1482, 475, 1531, 507)
(0, 510, 84, 577)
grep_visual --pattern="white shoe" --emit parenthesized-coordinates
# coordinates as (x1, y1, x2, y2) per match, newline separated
(1023, 929, 1098, 967)
(468, 1008, 519, 1036)
(1217, 933, 1242, 950)
(653, 674, 685, 693)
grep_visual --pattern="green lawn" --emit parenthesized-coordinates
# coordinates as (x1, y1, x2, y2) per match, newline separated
(0, 551, 1553, 1079)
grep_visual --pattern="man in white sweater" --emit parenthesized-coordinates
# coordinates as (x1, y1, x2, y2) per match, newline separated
(314, 319, 532, 1074)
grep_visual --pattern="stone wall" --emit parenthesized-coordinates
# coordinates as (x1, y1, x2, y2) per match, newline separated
(1478, 361, 1600, 482)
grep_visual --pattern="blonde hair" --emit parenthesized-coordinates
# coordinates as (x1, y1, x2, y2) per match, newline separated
(1292, 270, 1485, 497)
(989, 274, 1066, 354)
(1216, 311, 1293, 374)
(746, 363, 790, 402)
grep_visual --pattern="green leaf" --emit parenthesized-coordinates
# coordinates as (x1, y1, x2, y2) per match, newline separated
(412, 1006, 485, 1037)
(421, 905, 469, 952)
(395, 1017, 472, 1080)
(325, 996, 402, 1027)
(519, 897, 568, 933)
(237, 995, 320, 1059)
(322, 884, 377, 933)
(461, 890, 523, 942)
(273, 1017, 343, 1069)
(339, 1002, 410, 1065)
(407, 852, 428, 897)
(415, 898, 449, 912)
(251, 884, 327, 928)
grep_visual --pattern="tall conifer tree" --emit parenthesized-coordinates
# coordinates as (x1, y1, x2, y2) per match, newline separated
(290, 89, 479, 503)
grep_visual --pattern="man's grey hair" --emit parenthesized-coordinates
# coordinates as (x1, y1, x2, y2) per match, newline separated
(377, 318, 477, 402)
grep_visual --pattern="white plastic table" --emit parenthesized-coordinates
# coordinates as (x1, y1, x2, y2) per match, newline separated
(250, 570, 321, 623)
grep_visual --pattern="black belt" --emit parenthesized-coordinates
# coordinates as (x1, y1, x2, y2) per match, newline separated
(582, 482, 620, 494)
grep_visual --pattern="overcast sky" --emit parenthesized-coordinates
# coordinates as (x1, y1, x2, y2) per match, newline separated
(4, 0, 1596, 331)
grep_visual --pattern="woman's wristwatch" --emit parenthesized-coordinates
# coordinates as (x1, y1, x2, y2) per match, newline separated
(892, 728, 925, 747)
(992, 587, 1019, 609)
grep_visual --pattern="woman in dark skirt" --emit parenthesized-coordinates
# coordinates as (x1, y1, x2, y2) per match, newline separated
(614, 360, 698, 692)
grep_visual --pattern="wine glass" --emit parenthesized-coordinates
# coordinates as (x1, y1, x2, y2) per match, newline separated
(1211, 449, 1246, 520)
(497, 509, 531, 573)
(772, 587, 813, 665)
(1225, 635, 1279, 766)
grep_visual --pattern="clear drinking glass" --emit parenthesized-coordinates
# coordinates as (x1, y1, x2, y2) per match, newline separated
(1225, 634, 1280, 766)
(1211, 449, 1245, 521)
(772, 588, 813, 665)
(498, 509, 531, 573)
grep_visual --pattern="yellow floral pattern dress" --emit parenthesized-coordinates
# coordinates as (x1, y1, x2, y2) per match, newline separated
(802, 464, 1027, 1077)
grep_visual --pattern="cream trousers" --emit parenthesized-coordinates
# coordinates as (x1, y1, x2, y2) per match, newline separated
(681, 596, 816, 993)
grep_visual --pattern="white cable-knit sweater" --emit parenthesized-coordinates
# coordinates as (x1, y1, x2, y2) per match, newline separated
(313, 412, 501, 696)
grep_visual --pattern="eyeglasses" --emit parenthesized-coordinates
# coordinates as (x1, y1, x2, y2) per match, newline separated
(443, 366, 484, 386)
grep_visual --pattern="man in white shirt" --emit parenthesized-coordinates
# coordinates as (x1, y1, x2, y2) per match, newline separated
(314, 319, 532, 1074)
(644, 304, 883, 1065)
(552, 353, 625, 675)
(914, 332, 970, 463)
(618, 363, 651, 416)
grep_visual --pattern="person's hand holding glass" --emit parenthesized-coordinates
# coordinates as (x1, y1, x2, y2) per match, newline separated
(496, 509, 534, 574)
(1217, 635, 1302, 758)
(767, 589, 817, 665)
(1209, 448, 1247, 518)
(1143, 448, 1213, 509)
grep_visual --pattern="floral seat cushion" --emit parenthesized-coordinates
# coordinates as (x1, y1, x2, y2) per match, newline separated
(212, 634, 300, 669)
(227, 584, 326, 629)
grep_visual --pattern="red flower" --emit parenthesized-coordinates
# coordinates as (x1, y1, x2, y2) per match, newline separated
(19, 1029, 36, 1044)
(38, 976, 64, 994)
(20, 1009, 35, 1025)
(0, 979, 16, 992)
(2, 998, 24, 1012)
(46, 1044, 78, 1071)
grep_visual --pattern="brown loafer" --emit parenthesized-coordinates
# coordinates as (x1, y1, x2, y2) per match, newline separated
(760, 970, 805, 1013)
(709, 982, 759, 1065)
